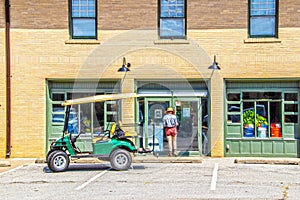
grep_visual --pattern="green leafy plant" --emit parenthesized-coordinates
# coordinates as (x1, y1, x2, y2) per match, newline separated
(243, 110, 255, 125)
(243, 110, 268, 127)
(256, 114, 268, 126)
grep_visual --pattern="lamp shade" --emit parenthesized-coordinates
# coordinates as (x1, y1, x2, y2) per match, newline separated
(208, 55, 221, 70)
(118, 57, 130, 72)
(118, 65, 130, 72)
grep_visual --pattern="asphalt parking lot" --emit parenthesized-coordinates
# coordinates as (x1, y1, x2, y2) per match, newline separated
(1, 157, 300, 199)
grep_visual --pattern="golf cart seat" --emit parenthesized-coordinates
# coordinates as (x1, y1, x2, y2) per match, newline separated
(92, 131, 111, 143)
(112, 122, 138, 139)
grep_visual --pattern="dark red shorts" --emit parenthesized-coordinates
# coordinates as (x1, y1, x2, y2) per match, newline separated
(165, 127, 177, 137)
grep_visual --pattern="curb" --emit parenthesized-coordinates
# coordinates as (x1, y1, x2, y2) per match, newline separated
(234, 158, 300, 165)
(0, 160, 11, 167)
(133, 156, 202, 163)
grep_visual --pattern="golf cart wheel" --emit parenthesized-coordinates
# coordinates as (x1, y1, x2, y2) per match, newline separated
(49, 150, 70, 172)
(110, 149, 132, 171)
(46, 150, 60, 168)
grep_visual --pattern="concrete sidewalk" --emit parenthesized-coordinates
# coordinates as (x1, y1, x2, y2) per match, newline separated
(1, 156, 300, 174)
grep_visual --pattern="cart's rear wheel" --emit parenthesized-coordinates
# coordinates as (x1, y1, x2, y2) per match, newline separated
(110, 149, 132, 171)
(49, 150, 69, 172)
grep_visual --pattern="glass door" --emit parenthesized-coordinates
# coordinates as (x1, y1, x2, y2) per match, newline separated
(139, 97, 207, 156)
(143, 98, 170, 152)
(174, 98, 201, 152)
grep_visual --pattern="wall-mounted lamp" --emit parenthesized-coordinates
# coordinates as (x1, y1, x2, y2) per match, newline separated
(208, 55, 221, 70)
(118, 57, 131, 72)
(117, 57, 131, 91)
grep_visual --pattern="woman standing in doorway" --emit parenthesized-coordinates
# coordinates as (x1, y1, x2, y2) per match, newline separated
(163, 107, 179, 157)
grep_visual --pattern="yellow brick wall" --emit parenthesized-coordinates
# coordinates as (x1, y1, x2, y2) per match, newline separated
(3, 27, 300, 158)
(189, 28, 300, 78)
(209, 71, 224, 157)
(0, 30, 6, 157)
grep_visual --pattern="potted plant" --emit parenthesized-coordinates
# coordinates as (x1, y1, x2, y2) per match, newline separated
(256, 114, 268, 138)
(256, 114, 268, 127)
(243, 110, 255, 137)
(243, 110, 268, 137)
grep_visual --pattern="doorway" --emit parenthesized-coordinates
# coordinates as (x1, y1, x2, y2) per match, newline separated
(138, 97, 208, 156)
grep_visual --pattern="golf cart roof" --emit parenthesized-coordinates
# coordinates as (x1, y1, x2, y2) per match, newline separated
(62, 93, 139, 106)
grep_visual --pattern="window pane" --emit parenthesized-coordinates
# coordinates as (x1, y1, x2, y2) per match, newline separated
(228, 115, 241, 123)
(228, 104, 240, 112)
(284, 104, 298, 112)
(284, 93, 298, 101)
(285, 115, 298, 123)
(94, 102, 104, 127)
(250, 16, 275, 36)
(161, 0, 184, 17)
(256, 102, 267, 117)
(243, 92, 281, 100)
(73, 19, 96, 37)
(270, 102, 281, 123)
(243, 102, 255, 137)
(160, 18, 185, 37)
(251, 0, 275, 16)
(72, 0, 95, 17)
(52, 93, 65, 101)
(227, 93, 240, 101)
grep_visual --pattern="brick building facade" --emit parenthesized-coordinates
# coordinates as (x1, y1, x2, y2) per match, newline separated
(0, 0, 300, 158)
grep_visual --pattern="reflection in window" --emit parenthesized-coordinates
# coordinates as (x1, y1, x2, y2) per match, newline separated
(249, 0, 278, 38)
(228, 115, 241, 123)
(159, 0, 186, 39)
(227, 104, 240, 112)
(227, 90, 299, 139)
(70, 0, 97, 39)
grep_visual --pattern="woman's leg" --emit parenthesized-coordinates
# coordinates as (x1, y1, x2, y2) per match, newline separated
(172, 135, 177, 156)
(167, 135, 173, 156)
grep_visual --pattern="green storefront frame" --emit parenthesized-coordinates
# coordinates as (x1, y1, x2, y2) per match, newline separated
(225, 80, 300, 157)
(45, 80, 119, 154)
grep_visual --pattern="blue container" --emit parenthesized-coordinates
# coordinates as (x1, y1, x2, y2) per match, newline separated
(244, 127, 254, 137)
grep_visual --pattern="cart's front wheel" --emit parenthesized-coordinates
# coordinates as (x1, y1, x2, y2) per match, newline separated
(110, 149, 132, 171)
(46, 150, 60, 169)
(49, 151, 70, 172)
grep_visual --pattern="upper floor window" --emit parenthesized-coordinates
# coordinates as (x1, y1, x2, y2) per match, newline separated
(70, 0, 97, 39)
(159, 0, 186, 39)
(249, 0, 278, 38)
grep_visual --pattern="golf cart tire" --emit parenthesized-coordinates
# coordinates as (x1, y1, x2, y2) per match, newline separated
(46, 150, 60, 169)
(48, 150, 70, 172)
(110, 149, 132, 171)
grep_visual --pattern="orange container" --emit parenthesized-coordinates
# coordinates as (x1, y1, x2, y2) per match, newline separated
(271, 127, 281, 137)
(271, 123, 281, 137)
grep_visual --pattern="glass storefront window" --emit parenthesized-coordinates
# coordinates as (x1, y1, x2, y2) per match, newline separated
(226, 91, 292, 139)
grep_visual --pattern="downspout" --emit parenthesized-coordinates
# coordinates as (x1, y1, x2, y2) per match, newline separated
(5, 0, 11, 158)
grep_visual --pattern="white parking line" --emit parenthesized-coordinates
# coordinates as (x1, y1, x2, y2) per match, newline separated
(210, 163, 219, 191)
(76, 168, 111, 190)
(0, 165, 26, 176)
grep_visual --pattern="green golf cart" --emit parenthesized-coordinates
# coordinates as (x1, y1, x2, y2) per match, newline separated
(46, 93, 147, 172)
